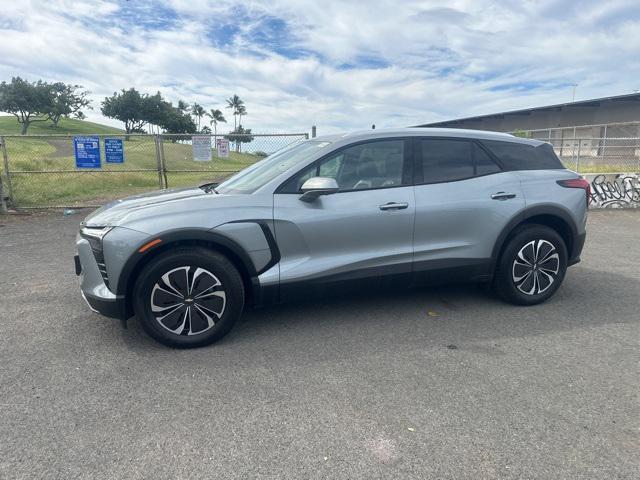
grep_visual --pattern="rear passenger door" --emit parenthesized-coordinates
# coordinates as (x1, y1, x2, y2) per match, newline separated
(412, 137, 524, 281)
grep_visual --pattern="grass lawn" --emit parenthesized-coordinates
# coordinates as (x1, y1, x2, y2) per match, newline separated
(1, 117, 267, 207)
(558, 157, 640, 174)
(0, 115, 124, 136)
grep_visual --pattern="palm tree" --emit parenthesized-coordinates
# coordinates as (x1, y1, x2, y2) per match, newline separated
(225, 94, 244, 130)
(177, 100, 190, 114)
(207, 108, 226, 145)
(191, 103, 206, 131)
(237, 104, 247, 128)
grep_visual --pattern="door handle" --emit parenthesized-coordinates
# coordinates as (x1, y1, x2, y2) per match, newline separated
(379, 202, 409, 211)
(491, 192, 516, 200)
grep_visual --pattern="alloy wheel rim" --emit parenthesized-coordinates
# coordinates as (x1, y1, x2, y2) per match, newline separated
(150, 266, 226, 335)
(512, 239, 559, 295)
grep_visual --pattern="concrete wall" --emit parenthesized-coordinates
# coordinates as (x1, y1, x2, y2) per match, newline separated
(587, 173, 640, 208)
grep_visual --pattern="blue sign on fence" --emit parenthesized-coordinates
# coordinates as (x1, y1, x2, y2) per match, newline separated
(104, 138, 124, 164)
(73, 136, 101, 169)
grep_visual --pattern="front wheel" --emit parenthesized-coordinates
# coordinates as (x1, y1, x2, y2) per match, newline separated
(494, 225, 568, 305)
(133, 247, 244, 348)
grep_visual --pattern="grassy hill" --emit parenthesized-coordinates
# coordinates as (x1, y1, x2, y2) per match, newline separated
(0, 116, 268, 207)
(0, 116, 124, 135)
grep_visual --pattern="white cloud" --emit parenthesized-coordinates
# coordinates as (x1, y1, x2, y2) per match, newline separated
(0, 0, 638, 134)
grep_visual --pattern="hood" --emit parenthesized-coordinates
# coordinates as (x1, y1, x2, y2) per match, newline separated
(82, 186, 210, 227)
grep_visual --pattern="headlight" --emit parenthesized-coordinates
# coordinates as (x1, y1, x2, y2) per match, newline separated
(80, 225, 113, 252)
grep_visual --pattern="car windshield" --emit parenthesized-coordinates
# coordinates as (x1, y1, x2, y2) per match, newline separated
(216, 141, 331, 194)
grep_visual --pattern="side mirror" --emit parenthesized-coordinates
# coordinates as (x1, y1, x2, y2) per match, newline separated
(299, 177, 339, 203)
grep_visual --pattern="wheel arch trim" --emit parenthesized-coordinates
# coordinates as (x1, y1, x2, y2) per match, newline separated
(491, 204, 579, 268)
(114, 222, 278, 309)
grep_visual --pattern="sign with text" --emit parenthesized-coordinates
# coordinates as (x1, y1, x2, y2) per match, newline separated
(104, 138, 124, 164)
(73, 136, 101, 169)
(216, 138, 229, 158)
(192, 135, 212, 162)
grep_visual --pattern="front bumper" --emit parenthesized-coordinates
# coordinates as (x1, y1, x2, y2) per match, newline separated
(75, 237, 129, 321)
(81, 288, 129, 320)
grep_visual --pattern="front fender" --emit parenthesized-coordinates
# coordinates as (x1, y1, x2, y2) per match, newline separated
(113, 222, 279, 299)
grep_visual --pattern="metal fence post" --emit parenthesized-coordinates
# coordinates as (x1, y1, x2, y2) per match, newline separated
(0, 137, 6, 213)
(154, 135, 164, 189)
(0, 179, 6, 214)
(0, 161, 6, 214)
(311, 126, 316, 138)
(159, 135, 168, 189)
(576, 141, 581, 172)
(1, 136, 13, 205)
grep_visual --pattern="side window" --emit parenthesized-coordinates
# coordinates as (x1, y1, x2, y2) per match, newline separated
(318, 154, 343, 178)
(420, 139, 473, 183)
(482, 140, 563, 170)
(419, 139, 501, 184)
(279, 140, 406, 193)
(474, 144, 501, 176)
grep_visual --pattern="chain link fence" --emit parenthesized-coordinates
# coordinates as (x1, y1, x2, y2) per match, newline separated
(0, 132, 308, 208)
(514, 122, 640, 172)
(547, 137, 640, 173)
(1, 131, 638, 210)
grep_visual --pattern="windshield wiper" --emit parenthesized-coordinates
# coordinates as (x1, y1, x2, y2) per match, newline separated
(199, 182, 219, 194)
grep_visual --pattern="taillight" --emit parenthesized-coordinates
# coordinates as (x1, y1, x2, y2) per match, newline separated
(557, 178, 591, 204)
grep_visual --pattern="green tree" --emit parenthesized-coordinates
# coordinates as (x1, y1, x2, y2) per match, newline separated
(0, 77, 53, 134)
(159, 102, 197, 135)
(47, 82, 91, 128)
(101, 88, 149, 134)
(512, 129, 531, 138)
(225, 94, 244, 130)
(191, 103, 206, 131)
(206, 108, 226, 144)
(225, 125, 253, 153)
(177, 100, 190, 115)
(143, 91, 168, 134)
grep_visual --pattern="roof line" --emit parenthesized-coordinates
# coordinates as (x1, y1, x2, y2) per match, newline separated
(415, 92, 640, 127)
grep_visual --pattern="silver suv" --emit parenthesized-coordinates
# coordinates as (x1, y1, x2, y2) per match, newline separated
(75, 128, 589, 348)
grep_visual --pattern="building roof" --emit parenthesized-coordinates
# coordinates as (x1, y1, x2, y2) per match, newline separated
(415, 92, 640, 128)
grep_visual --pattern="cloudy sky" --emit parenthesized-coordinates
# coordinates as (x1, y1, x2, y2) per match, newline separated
(1, 0, 639, 134)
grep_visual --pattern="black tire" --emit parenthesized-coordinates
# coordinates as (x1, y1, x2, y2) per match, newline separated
(494, 224, 568, 306)
(133, 247, 244, 348)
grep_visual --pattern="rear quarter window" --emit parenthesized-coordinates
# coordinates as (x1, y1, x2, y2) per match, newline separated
(482, 140, 563, 170)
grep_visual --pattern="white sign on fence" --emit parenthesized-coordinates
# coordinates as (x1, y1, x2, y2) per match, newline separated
(192, 135, 212, 162)
(216, 138, 229, 158)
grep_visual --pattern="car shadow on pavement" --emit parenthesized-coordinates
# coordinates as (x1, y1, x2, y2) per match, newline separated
(118, 265, 639, 360)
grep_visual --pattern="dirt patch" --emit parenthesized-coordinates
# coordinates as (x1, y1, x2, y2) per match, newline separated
(48, 138, 74, 158)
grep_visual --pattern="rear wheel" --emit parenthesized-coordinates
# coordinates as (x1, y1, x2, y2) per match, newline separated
(133, 247, 244, 348)
(494, 225, 567, 305)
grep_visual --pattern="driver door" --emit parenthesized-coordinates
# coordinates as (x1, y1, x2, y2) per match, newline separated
(273, 138, 415, 299)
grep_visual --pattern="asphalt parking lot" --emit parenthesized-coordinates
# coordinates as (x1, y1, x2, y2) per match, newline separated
(0, 209, 638, 479)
